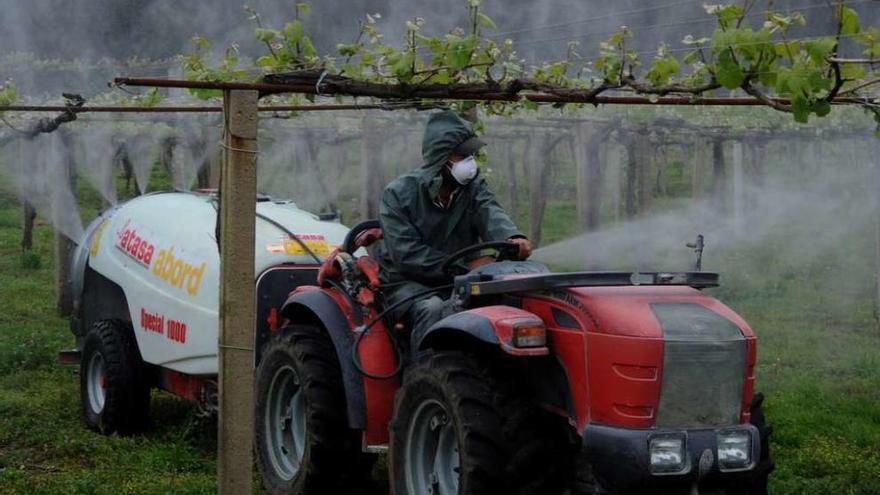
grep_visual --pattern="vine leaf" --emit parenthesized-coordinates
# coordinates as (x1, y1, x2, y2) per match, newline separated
(716, 50, 745, 89)
(840, 6, 860, 36)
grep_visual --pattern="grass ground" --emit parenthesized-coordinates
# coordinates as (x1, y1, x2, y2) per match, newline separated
(1, 183, 879, 494)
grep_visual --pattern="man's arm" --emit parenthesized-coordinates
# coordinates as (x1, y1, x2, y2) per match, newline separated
(380, 188, 462, 284)
(471, 179, 532, 258)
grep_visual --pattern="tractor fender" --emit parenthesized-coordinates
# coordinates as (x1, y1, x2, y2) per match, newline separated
(279, 289, 366, 430)
(417, 306, 550, 356)
(419, 307, 574, 421)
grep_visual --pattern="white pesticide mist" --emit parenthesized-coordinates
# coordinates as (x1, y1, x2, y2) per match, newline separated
(76, 126, 118, 205)
(125, 133, 158, 195)
(167, 117, 220, 191)
(253, 112, 432, 217)
(532, 138, 879, 278)
(1, 133, 85, 241)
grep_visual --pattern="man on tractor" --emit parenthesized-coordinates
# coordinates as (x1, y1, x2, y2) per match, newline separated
(376, 109, 533, 350)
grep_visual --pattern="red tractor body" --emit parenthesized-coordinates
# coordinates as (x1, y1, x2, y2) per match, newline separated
(271, 237, 771, 493)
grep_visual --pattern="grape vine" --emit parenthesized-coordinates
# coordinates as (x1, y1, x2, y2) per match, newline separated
(0, 81, 17, 115)
(179, 0, 880, 128)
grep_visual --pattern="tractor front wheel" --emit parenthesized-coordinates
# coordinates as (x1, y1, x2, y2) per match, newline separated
(745, 392, 774, 495)
(255, 324, 372, 495)
(390, 351, 570, 495)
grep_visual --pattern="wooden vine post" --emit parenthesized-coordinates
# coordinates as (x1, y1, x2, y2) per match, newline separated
(217, 89, 258, 495)
(17, 139, 37, 252)
(56, 131, 77, 316)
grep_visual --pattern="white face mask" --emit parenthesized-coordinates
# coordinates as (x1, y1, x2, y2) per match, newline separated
(448, 155, 478, 185)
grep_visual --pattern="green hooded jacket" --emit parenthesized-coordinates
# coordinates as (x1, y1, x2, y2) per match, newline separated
(376, 110, 524, 287)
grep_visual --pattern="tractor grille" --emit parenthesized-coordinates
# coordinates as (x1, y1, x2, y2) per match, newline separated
(652, 303, 746, 429)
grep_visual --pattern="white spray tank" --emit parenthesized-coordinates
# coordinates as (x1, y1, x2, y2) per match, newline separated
(72, 191, 349, 375)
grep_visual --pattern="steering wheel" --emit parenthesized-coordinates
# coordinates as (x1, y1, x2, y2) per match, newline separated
(343, 219, 381, 254)
(440, 241, 522, 275)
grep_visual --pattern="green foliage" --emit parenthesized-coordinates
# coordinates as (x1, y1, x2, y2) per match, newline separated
(0, 81, 17, 115)
(177, 1, 880, 127)
(180, 36, 250, 100)
(839, 6, 860, 36)
(858, 26, 880, 58)
(646, 45, 681, 86)
(595, 27, 634, 85)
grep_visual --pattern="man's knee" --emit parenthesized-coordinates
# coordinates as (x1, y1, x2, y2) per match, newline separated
(412, 296, 447, 321)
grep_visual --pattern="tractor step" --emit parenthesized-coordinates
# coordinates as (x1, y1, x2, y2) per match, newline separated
(57, 349, 82, 365)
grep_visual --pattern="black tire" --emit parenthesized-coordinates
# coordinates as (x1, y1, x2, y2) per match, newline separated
(570, 450, 603, 495)
(389, 351, 572, 495)
(79, 319, 151, 434)
(255, 324, 373, 495)
(745, 392, 774, 495)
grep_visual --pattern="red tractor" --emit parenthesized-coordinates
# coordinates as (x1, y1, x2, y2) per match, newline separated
(253, 220, 773, 495)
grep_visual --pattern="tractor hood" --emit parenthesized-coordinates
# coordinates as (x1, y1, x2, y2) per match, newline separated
(566, 285, 754, 340)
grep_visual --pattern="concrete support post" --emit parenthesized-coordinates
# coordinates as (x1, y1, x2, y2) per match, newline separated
(360, 117, 384, 219)
(711, 138, 727, 213)
(217, 89, 258, 495)
(637, 134, 653, 214)
(608, 142, 621, 224)
(573, 122, 602, 231)
(692, 139, 703, 200)
(732, 140, 744, 233)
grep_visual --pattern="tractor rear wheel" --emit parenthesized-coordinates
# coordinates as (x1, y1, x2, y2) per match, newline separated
(79, 319, 151, 434)
(389, 351, 571, 495)
(255, 324, 373, 495)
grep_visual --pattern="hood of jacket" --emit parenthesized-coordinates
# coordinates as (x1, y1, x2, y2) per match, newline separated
(421, 110, 477, 170)
(419, 110, 479, 197)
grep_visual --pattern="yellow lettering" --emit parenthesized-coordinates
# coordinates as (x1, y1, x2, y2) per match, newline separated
(161, 247, 175, 280)
(152, 250, 166, 276)
(187, 262, 206, 296)
(171, 259, 185, 287)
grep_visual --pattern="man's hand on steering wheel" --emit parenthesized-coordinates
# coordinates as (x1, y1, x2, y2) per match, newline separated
(442, 239, 533, 276)
(508, 237, 533, 260)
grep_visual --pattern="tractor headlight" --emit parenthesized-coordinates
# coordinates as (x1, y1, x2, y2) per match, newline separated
(512, 322, 546, 348)
(717, 429, 753, 471)
(649, 433, 689, 475)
